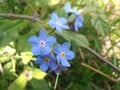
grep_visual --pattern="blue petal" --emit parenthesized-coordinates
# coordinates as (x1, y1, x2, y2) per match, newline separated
(55, 68, 61, 74)
(40, 63, 48, 72)
(42, 46, 51, 55)
(56, 26, 62, 33)
(59, 18, 67, 24)
(54, 44, 61, 54)
(49, 62, 57, 70)
(51, 13, 58, 21)
(62, 25, 69, 29)
(77, 16, 84, 22)
(55, 65, 67, 74)
(46, 36, 56, 46)
(65, 51, 75, 60)
(61, 58, 70, 67)
(48, 20, 56, 28)
(32, 46, 41, 55)
(71, 10, 80, 15)
(77, 23, 83, 28)
(36, 56, 43, 64)
(56, 55, 61, 64)
(39, 30, 47, 40)
(74, 26, 78, 31)
(28, 36, 39, 46)
(62, 42, 71, 51)
(64, 2, 71, 13)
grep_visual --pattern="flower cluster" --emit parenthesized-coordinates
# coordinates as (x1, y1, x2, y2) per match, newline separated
(48, 2, 83, 32)
(29, 2, 83, 74)
(29, 30, 75, 74)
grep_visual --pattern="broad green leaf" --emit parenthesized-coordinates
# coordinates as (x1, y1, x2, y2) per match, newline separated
(30, 79, 50, 90)
(29, 68, 49, 90)
(0, 20, 27, 47)
(21, 52, 33, 65)
(31, 68, 46, 80)
(8, 73, 28, 90)
(55, 8, 67, 17)
(56, 30, 89, 47)
(17, 31, 33, 52)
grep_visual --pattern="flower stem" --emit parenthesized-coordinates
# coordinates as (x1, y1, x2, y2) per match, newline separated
(49, 28, 56, 34)
(54, 74, 59, 90)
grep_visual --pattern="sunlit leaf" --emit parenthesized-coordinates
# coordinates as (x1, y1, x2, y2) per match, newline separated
(8, 73, 28, 90)
(56, 30, 89, 48)
(21, 52, 33, 65)
(31, 68, 46, 80)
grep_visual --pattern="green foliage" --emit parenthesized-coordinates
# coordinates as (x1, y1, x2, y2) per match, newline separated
(0, 0, 120, 90)
(8, 73, 28, 90)
(0, 20, 27, 46)
(56, 30, 89, 47)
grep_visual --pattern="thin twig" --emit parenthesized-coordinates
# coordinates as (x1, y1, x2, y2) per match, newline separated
(81, 63, 117, 82)
(0, 13, 42, 23)
(49, 29, 56, 34)
(24, 0, 37, 13)
(85, 47, 120, 72)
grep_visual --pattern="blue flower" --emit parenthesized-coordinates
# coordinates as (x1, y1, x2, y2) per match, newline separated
(55, 64, 67, 74)
(36, 54, 57, 72)
(74, 16, 83, 31)
(29, 30, 56, 55)
(54, 42, 75, 67)
(64, 2, 79, 15)
(48, 13, 69, 33)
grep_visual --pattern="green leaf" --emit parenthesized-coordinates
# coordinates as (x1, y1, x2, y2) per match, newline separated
(4, 62, 16, 80)
(30, 78, 50, 90)
(91, 14, 111, 36)
(21, 52, 33, 65)
(17, 31, 33, 52)
(8, 73, 28, 90)
(0, 20, 27, 47)
(29, 68, 49, 90)
(31, 68, 46, 80)
(0, 56, 9, 63)
(56, 30, 89, 47)
(29, 0, 49, 8)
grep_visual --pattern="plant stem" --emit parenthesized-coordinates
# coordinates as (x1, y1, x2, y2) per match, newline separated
(85, 47, 120, 72)
(54, 74, 59, 90)
(49, 29, 56, 34)
(81, 63, 116, 82)
(0, 13, 42, 23)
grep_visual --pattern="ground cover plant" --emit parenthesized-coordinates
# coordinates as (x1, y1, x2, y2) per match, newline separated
(0, 0, 120, 90)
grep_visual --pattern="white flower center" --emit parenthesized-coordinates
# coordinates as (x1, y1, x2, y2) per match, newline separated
(56, 21, 62, 26)
(39, 40, 45, 46)
(61, 52, 66, 57)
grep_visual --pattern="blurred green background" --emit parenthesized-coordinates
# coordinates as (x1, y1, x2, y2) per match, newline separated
(0, 0, 120, 90)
